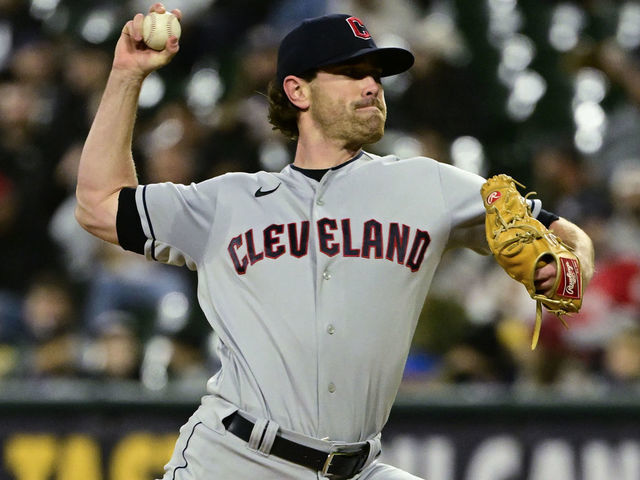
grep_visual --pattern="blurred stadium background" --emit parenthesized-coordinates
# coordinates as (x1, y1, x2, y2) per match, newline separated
(0, 0, 640, 478)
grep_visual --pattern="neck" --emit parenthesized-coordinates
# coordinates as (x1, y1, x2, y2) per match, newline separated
(292, 134, 362, 169)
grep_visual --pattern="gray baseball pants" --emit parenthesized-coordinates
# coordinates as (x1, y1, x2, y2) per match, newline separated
(161, 412, 424, 480)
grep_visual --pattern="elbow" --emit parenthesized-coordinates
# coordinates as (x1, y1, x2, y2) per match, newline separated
(74, 201, 95, 233)
(74, 191, 120, 244)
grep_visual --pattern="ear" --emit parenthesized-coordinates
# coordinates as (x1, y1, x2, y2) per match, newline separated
(283, 75, 311, 110)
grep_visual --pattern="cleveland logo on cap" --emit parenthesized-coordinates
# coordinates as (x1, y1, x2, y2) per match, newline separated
(276, 14, 414, 83)
(346, 17, 371, 39)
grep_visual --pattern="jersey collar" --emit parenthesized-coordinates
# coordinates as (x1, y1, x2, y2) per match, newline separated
(289, 151, 366, 181)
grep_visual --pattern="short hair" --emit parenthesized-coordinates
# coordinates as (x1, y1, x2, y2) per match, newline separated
(267, 71, 316, 141)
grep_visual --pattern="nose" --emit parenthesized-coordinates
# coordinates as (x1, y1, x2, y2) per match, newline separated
(362, 75, 381, 97)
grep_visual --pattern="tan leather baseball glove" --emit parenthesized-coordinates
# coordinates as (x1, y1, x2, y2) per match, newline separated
(481, 174, 582, 349)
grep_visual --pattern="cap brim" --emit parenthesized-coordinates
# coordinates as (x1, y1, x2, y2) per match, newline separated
(316, 46, 415, 77)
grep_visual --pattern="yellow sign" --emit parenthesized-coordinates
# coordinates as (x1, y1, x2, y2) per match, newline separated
(4, 432, 177, 480)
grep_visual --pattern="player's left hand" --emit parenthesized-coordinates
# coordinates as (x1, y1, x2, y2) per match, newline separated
(534, 261, 557, 295)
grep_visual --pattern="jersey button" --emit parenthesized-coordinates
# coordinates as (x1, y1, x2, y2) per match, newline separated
(328, 383, 336, 393)
(322, 270, 331, 280)
(316, 199, 324, 206)
(327, 325, 335, 335)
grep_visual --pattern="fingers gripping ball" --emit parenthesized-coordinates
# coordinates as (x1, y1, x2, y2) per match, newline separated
(481, 174, 582, 350)
(143, 11, 181, 51)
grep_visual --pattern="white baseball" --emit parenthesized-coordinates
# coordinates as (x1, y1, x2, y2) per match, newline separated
(142, 11, 181, 51)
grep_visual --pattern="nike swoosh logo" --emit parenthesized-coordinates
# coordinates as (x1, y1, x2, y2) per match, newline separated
(254, 183, 281, 198)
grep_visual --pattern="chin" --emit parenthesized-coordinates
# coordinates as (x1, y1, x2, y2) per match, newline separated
(342, 116, 386, 146)
(361, 129, 384, 146)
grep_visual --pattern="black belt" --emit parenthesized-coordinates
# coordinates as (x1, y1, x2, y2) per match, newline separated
(223, 412, 370, 479)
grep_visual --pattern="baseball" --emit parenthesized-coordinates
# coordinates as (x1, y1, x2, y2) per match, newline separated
(142, 11, 181, 51)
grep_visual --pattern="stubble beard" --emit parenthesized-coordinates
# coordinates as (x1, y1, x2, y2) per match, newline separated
(310, 89, 386, 149)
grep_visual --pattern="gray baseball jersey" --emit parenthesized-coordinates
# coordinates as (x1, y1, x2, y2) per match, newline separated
(124, 151, 489, 443)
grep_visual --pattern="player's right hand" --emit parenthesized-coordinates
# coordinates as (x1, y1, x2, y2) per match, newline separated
(113, 3, 181, 80)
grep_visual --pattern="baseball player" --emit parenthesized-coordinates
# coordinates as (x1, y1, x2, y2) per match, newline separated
(75, 3, 595, 479)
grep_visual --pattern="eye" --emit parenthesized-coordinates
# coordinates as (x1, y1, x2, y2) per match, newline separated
(343, 68, 382, 81)
(342, 68, 360, 78)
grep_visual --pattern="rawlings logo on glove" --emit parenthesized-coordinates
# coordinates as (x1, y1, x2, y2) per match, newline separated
(481, 174, 582, 349)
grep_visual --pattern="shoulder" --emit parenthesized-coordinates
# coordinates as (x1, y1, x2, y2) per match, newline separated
(187, 170, 281, 192)
(358, 153, 487, 203)
(141, 171, 283, 208)
(360, 152, 484, 183)
(202, 170, 269, 186)
(359, 151, 442, 172)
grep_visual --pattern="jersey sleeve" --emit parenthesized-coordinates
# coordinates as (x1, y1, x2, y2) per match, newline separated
(437, 162, 489, 253)
(436, 163, 560, 252)
(129, 180, 219, 270)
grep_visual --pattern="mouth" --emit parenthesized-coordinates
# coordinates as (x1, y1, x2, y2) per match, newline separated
(354, 98, 383, 110)
(354, 103, 384, 116)
(356, 106, 381, 113)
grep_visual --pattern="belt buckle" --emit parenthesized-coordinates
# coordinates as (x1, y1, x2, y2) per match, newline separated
(321, 450, 347, 478)
(321, 446, 364, 479)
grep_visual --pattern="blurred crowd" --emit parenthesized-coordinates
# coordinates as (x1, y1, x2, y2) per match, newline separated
(0, 0, 639, 396)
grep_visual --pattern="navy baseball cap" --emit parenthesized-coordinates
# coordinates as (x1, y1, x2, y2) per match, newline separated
(276, 14, 415, 84)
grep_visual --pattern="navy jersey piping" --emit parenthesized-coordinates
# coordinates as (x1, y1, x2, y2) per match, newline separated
(142, 185, 158, 261)
(171, 421, 202, 479)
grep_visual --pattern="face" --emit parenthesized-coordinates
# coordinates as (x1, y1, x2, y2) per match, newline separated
(307, 60, 386, 149)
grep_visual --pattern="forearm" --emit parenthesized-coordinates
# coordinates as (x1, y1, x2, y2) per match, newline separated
(75, 4, 181, 244)
(75, 69, 143, 243)
(79, 69, 142, 193)
(550, 217, 595, 288)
